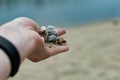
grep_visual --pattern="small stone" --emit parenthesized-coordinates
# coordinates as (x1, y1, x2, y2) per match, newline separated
(47, 35, 57, 44)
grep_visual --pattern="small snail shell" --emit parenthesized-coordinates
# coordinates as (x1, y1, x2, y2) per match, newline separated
(41, 26, 47, 32)
(57, 37, 66, 45)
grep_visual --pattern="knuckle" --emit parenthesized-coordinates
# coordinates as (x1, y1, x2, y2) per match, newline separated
(13, 17, 35, 25)
(13, 17, 39, 31)
(14, 17, 32, 22)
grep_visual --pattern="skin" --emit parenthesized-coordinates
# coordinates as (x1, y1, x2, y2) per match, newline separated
(0, 17, 69, 80)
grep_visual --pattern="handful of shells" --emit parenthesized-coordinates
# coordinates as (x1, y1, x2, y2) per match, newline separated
(39, 25, 66, 48)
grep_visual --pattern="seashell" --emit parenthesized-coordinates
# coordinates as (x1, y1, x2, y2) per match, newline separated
(47, 25, 55, 30)
(41, 26, 47, 32)
(47, 35, 57, 44)
(39, 25, 66, 47)
(57, 37, 66, 45)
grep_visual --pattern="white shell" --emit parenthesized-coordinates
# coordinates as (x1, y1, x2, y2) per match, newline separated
(41, 26, 47, 31)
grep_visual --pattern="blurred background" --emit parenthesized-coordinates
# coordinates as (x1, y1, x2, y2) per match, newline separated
(1, 0, 120, 27)
(2, 0, 120, 80)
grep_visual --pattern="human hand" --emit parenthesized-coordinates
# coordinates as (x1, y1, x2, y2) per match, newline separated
(0, 17, 69, 62)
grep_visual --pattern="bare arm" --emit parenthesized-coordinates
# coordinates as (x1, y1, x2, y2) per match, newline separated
(0, 17, 69, 79)
(0, 49, 11, 80)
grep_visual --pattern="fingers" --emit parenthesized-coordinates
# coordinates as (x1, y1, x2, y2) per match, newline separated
(56, 28, 66, 36)
(12, 17, 40, 32)
(47, 45, 69, 56)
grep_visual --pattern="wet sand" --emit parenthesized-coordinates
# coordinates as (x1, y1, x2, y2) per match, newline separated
(9, 20, 120, 80)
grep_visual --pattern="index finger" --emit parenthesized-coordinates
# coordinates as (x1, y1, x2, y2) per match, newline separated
(56, 28, 66, 36)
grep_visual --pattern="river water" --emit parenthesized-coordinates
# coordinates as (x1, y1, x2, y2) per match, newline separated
(0, 0, 120, 27)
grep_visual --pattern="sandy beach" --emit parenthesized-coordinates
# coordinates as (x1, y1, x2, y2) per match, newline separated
(9, 20, 120, 80)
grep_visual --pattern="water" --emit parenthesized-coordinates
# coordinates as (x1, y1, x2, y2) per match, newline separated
(0, 0, 120, 27)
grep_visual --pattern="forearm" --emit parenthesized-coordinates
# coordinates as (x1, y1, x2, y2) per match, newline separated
(0, 25, 36, 62)
(0, 49, 11, 80)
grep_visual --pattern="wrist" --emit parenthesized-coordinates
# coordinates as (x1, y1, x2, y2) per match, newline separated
(0, 27, 27, 62)
(0, 23, 39, 62)
(0, 49, 11, 79)
(0, 36, 20, 77)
